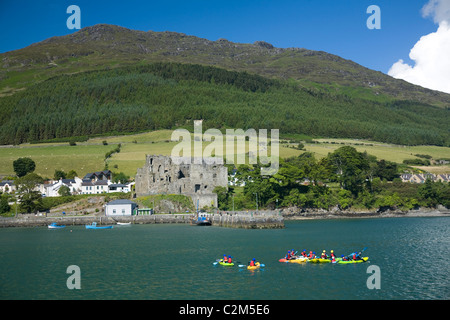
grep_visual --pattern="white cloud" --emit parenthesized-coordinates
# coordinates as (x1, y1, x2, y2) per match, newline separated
(388, 0, 450, 94)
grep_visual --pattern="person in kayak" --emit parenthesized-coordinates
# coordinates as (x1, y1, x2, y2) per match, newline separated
(227, 255, 233, 263)
(352, 252, 362, 261)
(341, 255, 349, 261)
(301, 250, 308, 258)
(308, 251, 314, 259)
(222, 254, 228, 263)
(285, 250, 291, 260)
(248, 258, 256, 267)
(321, 250, 328, 259)
(330, 250, 336, 260)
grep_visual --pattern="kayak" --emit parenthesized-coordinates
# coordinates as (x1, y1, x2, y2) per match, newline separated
(289, 257, 308, 263)
(219, 261, 235, 266)
(247, 262, 261, 270)
(279, 258, 288, 262)
(308, 258, 331, 263)
(338, 257, 369, 264)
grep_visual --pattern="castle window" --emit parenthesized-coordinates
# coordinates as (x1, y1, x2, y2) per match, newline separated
(195, 184, 201, 193)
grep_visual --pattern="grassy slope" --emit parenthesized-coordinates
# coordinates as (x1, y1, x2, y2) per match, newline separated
(0, 130, 448, 178)
(2, 24, 449, 108)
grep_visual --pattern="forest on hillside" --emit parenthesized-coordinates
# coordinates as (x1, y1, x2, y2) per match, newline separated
(0, 62, 448, 146)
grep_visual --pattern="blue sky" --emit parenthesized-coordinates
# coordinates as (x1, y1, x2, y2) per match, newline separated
(0, 0, 440, 74)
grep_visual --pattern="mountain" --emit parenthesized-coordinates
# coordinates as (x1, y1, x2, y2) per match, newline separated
(0, 24, 448, 147)
(2, 24, 449, 107)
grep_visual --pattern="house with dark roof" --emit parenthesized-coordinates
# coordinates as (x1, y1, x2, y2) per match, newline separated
(83, 170, 112, 182)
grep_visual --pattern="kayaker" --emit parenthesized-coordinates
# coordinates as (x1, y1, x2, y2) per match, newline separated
(227, 255, 233, 263)
(342, 255, 349, 261)
(222, 254, 227, 263)
(301, 250, 308, 258)
(330, 250, 336, 259)
(285, 250, 291, 260)
(249, 258, 256, 267)
(352, 252, 362, 261)
(308, 251, 314, 259)
(321, 250, 328, 259)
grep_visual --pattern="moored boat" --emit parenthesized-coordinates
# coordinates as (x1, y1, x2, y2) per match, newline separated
(48, 222, 65, 229)
(192, 216, 212, 226)
(85, 222, 113, 229)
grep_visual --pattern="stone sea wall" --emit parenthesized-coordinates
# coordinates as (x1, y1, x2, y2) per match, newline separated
(0, 212, 285, 229)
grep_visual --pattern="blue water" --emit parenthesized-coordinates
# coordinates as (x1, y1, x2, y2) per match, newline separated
(0, 217, 449, 300)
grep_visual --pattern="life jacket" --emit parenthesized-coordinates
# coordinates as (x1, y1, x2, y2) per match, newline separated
(353, 254, 357, 260)
(228, 257, 232, 263)
(308, 252, 314, 258)
(250, 260, 255, 266)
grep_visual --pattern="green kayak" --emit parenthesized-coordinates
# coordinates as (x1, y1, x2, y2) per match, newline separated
(337, 257, 369, 264)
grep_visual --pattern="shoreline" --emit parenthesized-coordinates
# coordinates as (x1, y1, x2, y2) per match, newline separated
(0, 207, 448, 229)
(282, 207, 450, 220)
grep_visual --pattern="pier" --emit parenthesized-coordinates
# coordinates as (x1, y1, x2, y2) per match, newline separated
(0, 211, 284, 229)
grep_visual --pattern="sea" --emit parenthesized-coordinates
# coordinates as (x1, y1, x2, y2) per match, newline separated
(0, 217, 448, 301)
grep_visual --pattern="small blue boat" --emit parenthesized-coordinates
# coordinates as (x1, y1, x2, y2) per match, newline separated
(48, 222, 66, 229)
(85, 222, 113, 229)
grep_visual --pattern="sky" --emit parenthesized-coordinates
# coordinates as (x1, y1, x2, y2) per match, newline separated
(0, 0, 449, 93)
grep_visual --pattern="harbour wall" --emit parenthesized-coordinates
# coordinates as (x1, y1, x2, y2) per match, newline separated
(0, 212, 284, 229)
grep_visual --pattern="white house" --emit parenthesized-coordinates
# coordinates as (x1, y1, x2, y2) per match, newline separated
(41, 178, 83, 197)
(108, 182, 134, 193)
(0, 180, 15, 193)
(105, 199, 137, 216)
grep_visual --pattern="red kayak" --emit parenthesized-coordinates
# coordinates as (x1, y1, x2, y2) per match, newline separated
(279, 258, 288, 262)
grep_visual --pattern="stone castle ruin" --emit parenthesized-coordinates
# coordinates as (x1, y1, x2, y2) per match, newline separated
(135, 155, 228, 209)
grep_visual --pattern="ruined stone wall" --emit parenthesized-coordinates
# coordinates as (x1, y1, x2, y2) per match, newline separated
(135, 155, 228, 207)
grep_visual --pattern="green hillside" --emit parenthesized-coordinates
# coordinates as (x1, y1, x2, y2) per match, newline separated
(2, 24, 450, 108)
(0, 62, 448, 147)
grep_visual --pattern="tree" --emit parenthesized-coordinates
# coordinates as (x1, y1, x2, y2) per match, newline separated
(375, 160, 399, 181)
(325, 146, 370, 195)
(112, 172, 130, 183)
(16, 173, 44, 213)
(66, 170, 78, 179)
(0, 195, 11, 214)
(58, 185, 71, 197)
(13, 157, 36, 177)
(213, 186, 231, 210)
(54, 170, 67, 180)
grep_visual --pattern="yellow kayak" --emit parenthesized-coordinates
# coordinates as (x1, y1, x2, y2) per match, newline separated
(289, 257, 308, 263)
(247, 262, 261, 270)
(308, 258, 331, 263)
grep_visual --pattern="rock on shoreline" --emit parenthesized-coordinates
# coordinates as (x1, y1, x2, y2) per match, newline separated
(281, 206, 450, 220)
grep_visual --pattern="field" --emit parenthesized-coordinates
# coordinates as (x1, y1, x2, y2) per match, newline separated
(0, 130, 449, 179)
